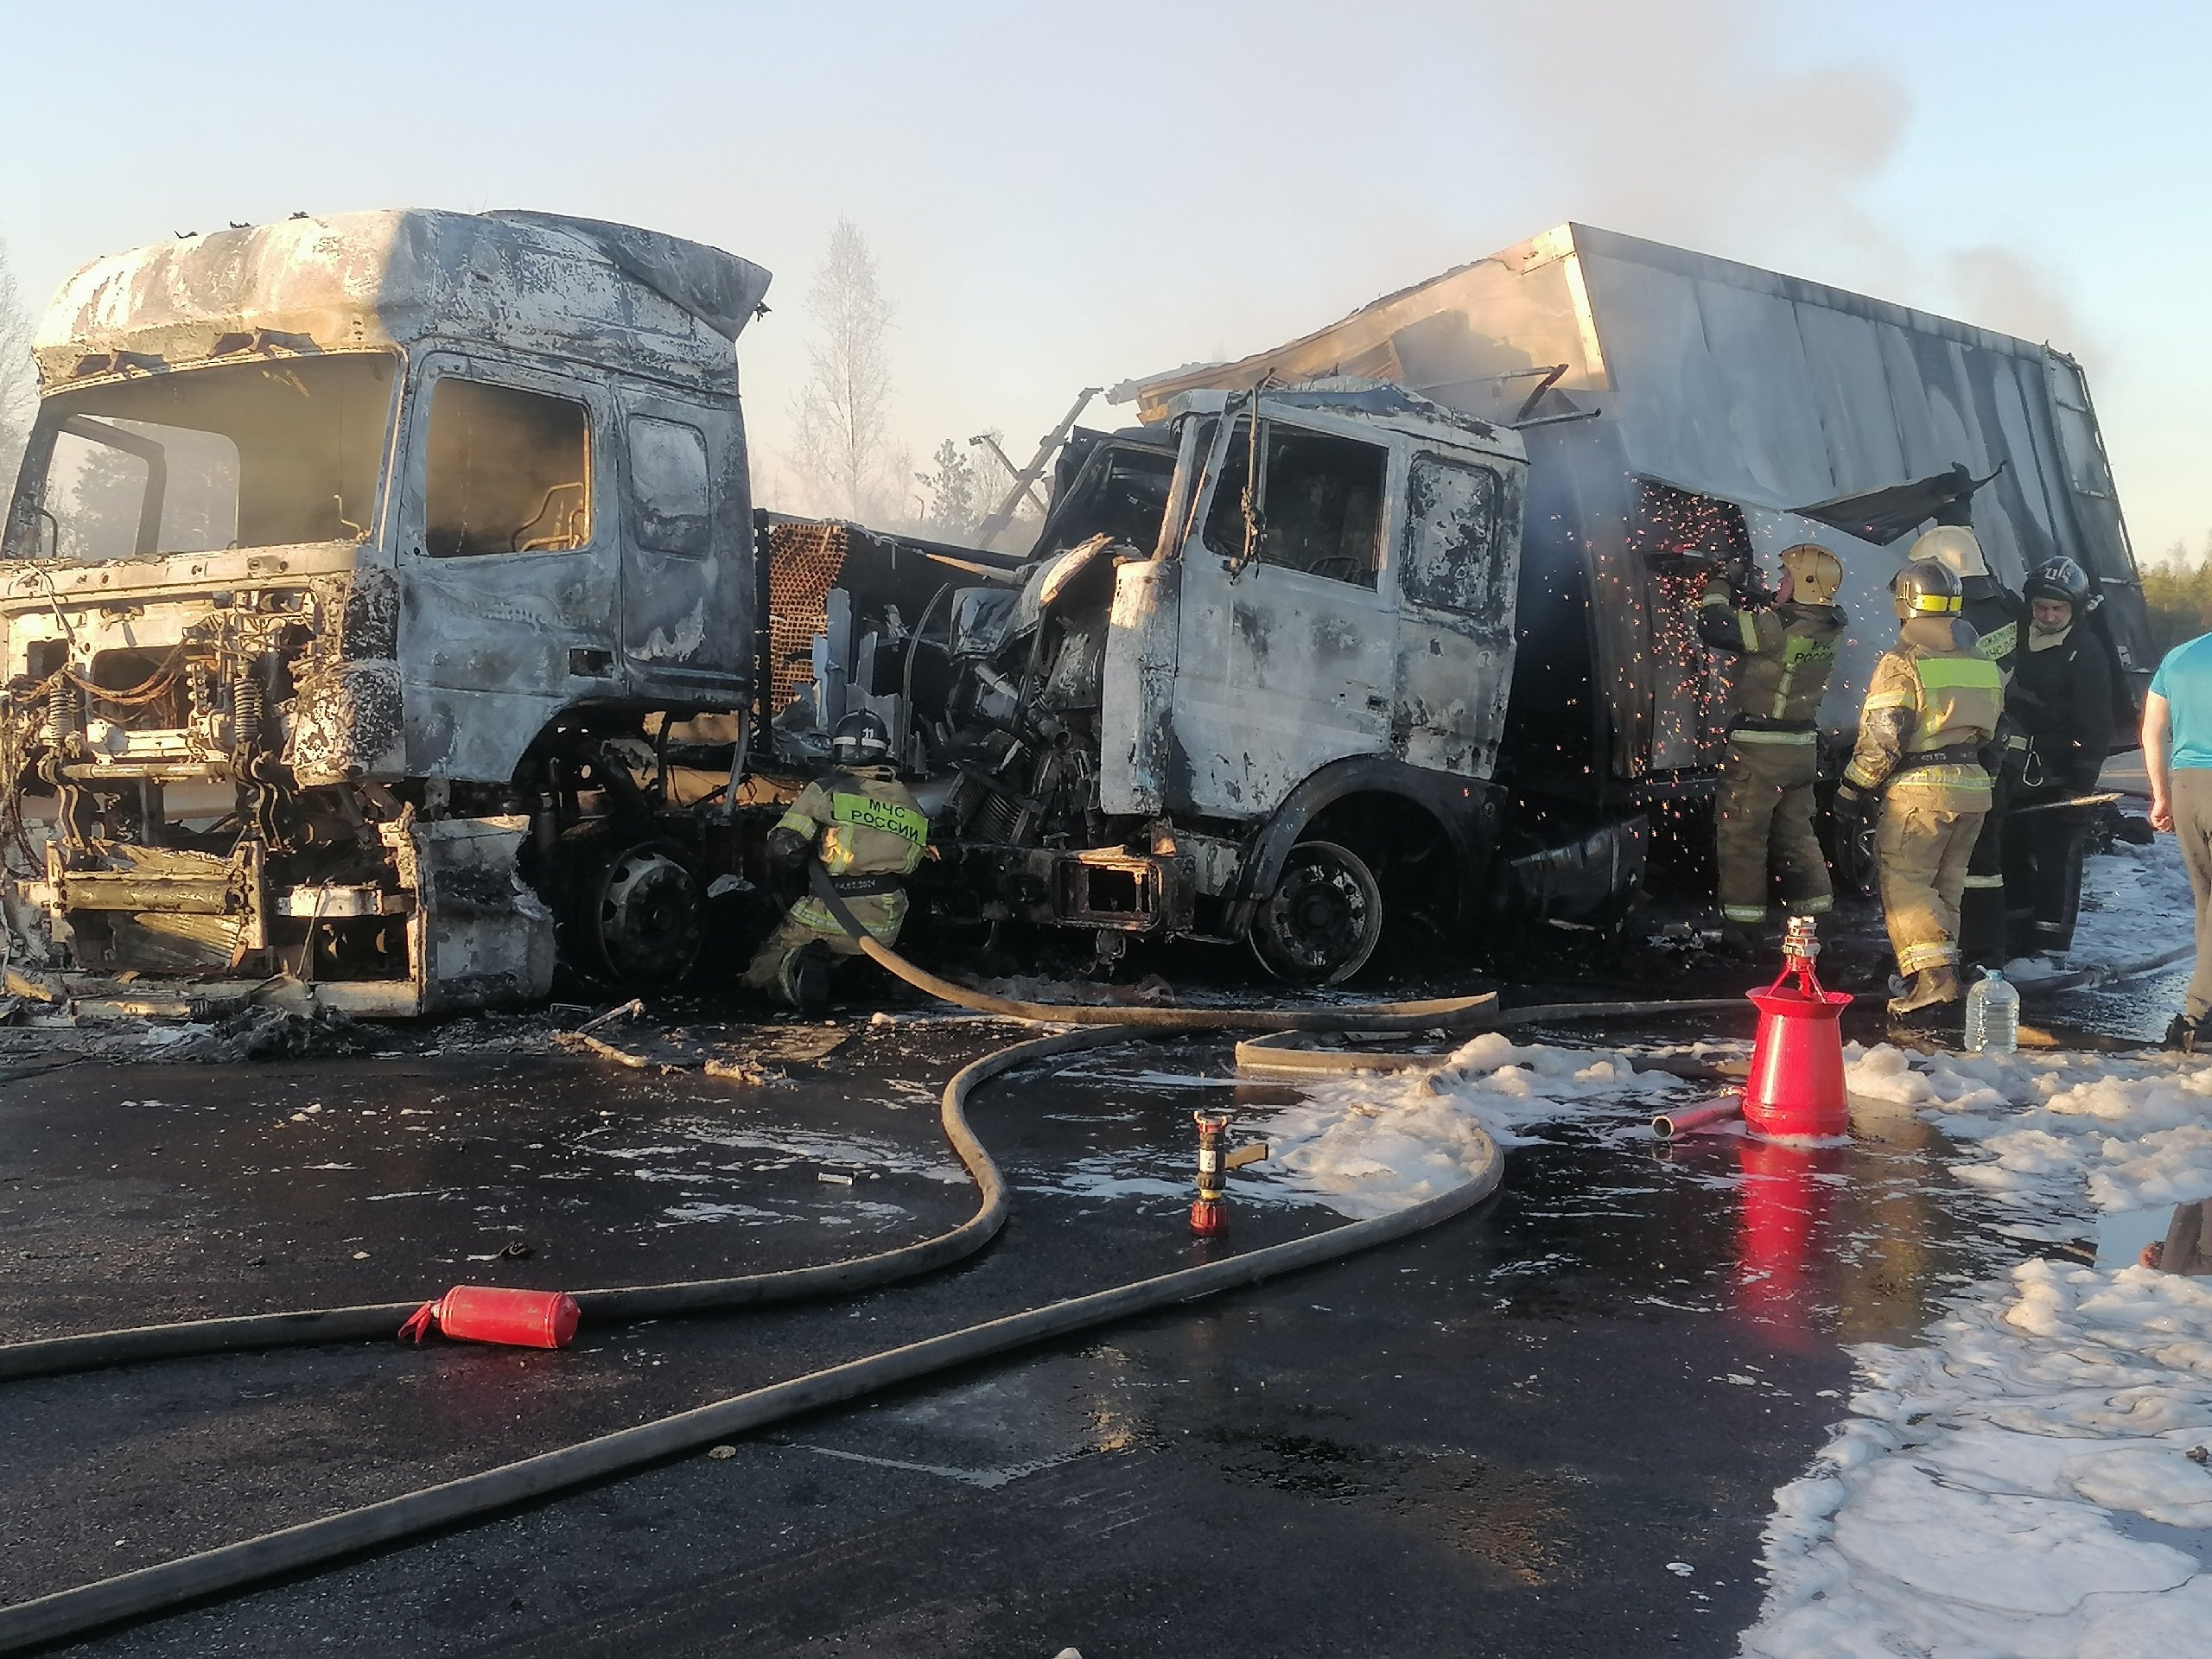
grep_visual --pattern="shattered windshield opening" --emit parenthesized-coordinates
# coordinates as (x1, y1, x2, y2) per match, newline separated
(9, 353, 397, 563)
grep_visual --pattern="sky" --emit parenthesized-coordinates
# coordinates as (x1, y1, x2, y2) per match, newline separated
(3, 0, 2209, 554)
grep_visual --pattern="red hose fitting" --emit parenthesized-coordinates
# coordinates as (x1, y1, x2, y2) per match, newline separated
(1190, 1110, 1268, 1236)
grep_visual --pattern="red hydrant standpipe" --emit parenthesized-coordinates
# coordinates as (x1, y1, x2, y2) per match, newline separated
(1191, 1111, 1269, 1236)
(398, 1286, 582, 1350)
(1741, 916, 1853, 1142)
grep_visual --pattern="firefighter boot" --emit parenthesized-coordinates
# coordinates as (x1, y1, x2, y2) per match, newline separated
(2165, 1013, 2204, 1054)
(1887, 963, 1963, 1021)
(789, 944, 834, 1018)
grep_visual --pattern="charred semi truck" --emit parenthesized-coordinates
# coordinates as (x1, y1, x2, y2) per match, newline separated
(0, 212, 2150, 1012)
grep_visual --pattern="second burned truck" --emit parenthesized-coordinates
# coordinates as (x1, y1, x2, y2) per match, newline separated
(0, 211, 2149, 1010)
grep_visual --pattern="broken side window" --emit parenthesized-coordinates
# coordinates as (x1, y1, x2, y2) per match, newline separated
(1400, 456, 1504, 613)
(1201, 420, 1386, 588)
(628, 416, 712, 556)
(424, 377, 591, 557)
(16, 355, 392, 561)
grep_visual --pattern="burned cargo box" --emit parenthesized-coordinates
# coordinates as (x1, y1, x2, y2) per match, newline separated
(1, 210, 767, 1014)
(1121, 222, 2151, 799)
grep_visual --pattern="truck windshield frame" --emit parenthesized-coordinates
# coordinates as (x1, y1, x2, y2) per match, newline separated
(1198, 416, 1388, 589)
(3, 353, 400, 563)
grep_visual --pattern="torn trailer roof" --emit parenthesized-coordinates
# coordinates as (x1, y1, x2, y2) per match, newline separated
(1118, 222, 2149, 794)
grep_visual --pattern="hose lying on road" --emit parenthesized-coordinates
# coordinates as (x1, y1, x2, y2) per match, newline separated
(0, 935, 1504, 1383)
(0, 1028, 1074, 1383)
(1231, 1000, 1751, 1077)
(2014, 942, 2196, 997)
(0, 1026, 1503, 1656)
(806, 864, 1503, 1032)
(0, 888, 1760, 1649)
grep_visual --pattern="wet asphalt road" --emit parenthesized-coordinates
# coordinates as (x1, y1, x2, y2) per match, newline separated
(0, 985, 2061, 1659)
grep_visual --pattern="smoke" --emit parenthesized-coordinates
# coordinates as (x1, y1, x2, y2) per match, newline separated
(1476, 0, 1916, 267)
(1448, 2, 2093, 359)
(1943, 245, 2097, 359)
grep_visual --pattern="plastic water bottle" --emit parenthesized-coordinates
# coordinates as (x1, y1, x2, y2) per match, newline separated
(1965, 969, 2020, 1055)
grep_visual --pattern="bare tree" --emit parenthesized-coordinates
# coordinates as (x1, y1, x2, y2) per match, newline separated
(0, 239, 37, 490)
(786, 219, 897, 522)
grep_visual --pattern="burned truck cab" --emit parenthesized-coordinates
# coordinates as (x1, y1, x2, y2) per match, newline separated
(0, 211, 766, 1014)
(797, 381, 1529, 983)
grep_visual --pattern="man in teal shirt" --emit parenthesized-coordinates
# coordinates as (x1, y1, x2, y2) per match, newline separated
(2145, 632, 2212, 1046)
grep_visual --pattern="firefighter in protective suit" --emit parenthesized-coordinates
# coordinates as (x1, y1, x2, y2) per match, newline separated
(742, 711, 928, 1013)
(2001, 556, 2114, 964)
(1833, 559, 2005, 1020)
(1909, 524, 2025, 969)
(1698, 542, 1847, 954)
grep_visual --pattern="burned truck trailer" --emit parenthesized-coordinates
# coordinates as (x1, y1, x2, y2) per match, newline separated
(1122, 222, 2152, 802)
(0, 211, 769, 1013)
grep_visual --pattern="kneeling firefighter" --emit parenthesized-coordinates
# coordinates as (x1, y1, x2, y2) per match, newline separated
(742, 711, 929, 1012)
(1697, 541, 1847, 954)
(2002, 556, 2115, 964)
(1833, 559, 2005, 1020)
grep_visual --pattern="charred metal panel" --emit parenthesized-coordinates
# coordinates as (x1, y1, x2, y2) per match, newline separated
(1167, 550, 1394, 816)
(1099, 556, 1181, 814)
(385, 814, 554, 1014)
(392, 353, 624, 783)
(288, 661, 404, 784)
(1393, 453, 1523, 778)
(619, 390, 750, 696)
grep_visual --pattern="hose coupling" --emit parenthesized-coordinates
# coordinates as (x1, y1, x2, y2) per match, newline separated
(1191, 1109, 1268, 1237)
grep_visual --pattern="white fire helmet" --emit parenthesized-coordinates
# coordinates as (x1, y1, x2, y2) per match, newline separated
(1910, 524, 1989, 579)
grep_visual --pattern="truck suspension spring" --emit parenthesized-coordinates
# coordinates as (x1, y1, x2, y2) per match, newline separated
(45, 681, 81, 744)
(232, 676, 264, 752)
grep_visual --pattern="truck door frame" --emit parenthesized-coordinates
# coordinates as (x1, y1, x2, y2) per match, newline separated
(391, 349, 626, 784)
(1166, 402, 1406, 818)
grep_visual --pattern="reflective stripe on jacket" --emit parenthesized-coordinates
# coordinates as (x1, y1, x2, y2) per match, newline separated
(773, 769, 929, 879)
(1698, 578, 1844, 731)
(1844, 616, 2003, 804)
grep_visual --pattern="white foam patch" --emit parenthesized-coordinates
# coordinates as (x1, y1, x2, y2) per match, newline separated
(1750, 1015, 2212, 1652)
(1242, 1032, 1692, 1221)
(1016, 1032, 1697, 1221)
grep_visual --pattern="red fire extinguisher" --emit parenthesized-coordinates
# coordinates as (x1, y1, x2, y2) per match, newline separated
(398, 1285, 582, 1350)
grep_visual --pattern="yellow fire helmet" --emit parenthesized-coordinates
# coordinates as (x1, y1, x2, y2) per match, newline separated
(1891, 557, 1964, 620)
(1778, 542, 1844, 605)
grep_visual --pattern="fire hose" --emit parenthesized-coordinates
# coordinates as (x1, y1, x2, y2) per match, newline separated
(0, 877, 1765, 1650)
(0, 1023, 1503, 1652)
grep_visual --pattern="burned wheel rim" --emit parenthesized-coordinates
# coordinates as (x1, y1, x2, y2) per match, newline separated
(588, 844, 704, 984)
(1249, 840, 1382, 986)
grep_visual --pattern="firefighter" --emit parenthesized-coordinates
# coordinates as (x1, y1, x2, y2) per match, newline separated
(1909, 524, 2025, 969)
(1698, 541, 1847, 955)
(741, 710, 929, 1014)
(1832, 559, 2005, 1020)
(2001, 556, 2114, 965)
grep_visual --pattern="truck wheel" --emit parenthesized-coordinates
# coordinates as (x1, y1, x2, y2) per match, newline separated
(578, 841, 705, 984)
(1249, 841, 1383, 986)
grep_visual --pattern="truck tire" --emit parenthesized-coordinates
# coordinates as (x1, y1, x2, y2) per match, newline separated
(1248, 840, 1383, 986)
(572, 839, 706, 986)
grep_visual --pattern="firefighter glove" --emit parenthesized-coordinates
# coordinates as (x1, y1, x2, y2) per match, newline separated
(766, 824, 813, 871)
